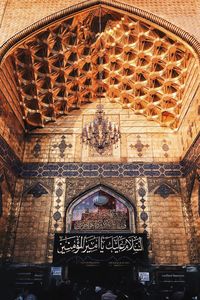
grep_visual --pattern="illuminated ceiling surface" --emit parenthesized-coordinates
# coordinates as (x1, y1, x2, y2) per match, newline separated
(11, 7, 193, 129)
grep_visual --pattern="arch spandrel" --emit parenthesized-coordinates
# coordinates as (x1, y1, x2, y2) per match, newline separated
(0, 1, 199, 133)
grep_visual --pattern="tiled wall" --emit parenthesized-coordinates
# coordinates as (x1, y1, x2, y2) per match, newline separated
(11, 176, 192, 265)
(23, 100, 182, 164)
(179, 84, 200, 160)
(0, 59, 25, 160)
(150, 193, 188, 264)
(23, 133, 181, 163)
(190, 177, 200, 257)
(0, 178, 12, 260)
(13, 178, 54, 264)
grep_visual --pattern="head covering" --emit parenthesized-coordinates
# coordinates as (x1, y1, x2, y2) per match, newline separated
(95, 286, 102, 293)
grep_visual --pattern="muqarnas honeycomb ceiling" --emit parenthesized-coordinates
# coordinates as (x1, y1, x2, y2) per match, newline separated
(11, 7, 193, 129)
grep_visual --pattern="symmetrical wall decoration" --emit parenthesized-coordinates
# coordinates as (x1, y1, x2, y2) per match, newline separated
(46, 178, 66, 263)
(130, 135, 149, 157)
(23, 178, 53, 196)
(26, 183, 49, 198)
(11, 6, 193, 129)
(21, 162, 183, 178)
(154, 184, 175, 198)
(51, 178, 66, 232)
(162, 139, 170, 158)
(52, 135, 72, 158)
(136, 178, 149, 235)
(148, 178, 180, 195)
(65, 178, 136, 210)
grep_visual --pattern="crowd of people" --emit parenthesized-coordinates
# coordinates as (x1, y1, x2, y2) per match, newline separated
(13, 279, 199, 300)
(13, 281, 142, 300)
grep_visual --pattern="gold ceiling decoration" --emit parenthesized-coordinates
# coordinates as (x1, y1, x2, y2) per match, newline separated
(11, 7, 192, 129)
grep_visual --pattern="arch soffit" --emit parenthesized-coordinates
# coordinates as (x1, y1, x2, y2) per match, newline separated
(0, 0, 199, 131)
(0, 0, 200, 59)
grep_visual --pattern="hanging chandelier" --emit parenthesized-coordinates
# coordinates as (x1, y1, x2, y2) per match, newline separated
(81, 6, 121, 154)
(81, 104, 121, 154)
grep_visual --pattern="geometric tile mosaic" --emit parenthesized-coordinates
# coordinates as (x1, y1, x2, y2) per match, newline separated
(21, 162, 184, 178)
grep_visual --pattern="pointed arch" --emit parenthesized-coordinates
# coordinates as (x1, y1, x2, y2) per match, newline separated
(65, 184, 136, 233)
(0, 0, 200, 61)
(0, 0, 199, 130)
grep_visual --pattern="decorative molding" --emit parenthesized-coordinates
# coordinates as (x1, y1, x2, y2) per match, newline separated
(65, 177, 136, 209)
(21, 162, 183, 178)
(137, 178, 149, 234)
(46, 178, 65, 263)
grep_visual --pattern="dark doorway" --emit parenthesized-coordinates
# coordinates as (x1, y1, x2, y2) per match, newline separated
(68, 262, 133, 287)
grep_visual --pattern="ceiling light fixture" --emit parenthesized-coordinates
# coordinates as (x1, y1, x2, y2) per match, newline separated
(81, 7, 121, 154)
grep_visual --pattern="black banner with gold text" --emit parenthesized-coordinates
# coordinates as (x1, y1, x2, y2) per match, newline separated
(53, 233, 148, 264)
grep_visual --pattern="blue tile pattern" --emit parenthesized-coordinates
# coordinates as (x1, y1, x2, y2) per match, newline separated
(20, 162, 184, 177)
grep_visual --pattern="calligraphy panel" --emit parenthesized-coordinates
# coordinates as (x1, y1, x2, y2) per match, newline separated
(53, 233, 148, 264)
(71, 191, 129, 231)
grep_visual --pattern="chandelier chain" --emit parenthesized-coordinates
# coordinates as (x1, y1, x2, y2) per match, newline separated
(81, 6, 121, 154)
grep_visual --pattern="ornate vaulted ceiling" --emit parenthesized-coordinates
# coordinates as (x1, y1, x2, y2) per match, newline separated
(10, 6, 194, 129)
